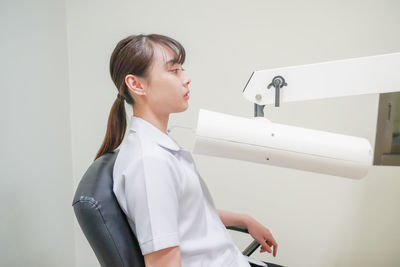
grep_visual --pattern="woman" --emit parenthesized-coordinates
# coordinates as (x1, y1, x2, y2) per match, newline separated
(95, 34, 278, 267)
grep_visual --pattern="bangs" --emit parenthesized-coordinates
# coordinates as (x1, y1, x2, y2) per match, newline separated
(148, 34, 186, 65)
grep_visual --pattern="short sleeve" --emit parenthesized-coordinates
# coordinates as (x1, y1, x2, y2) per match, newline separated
(123, 155, 181, 255)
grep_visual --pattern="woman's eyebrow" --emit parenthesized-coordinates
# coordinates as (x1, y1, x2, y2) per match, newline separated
(165, 59, 178, 66)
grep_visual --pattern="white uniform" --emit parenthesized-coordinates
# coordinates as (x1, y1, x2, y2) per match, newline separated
(113, 116, 251, 267)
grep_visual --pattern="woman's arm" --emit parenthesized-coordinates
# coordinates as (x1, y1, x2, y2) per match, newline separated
(216, 209, 251, 227)
(144, 246, 181, 267)
(217, 209, 278, 257)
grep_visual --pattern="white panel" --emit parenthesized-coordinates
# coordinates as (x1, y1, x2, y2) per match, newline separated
(243, 52, 400, 105)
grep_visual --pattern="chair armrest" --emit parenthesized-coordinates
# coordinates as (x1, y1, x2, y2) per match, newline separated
(226, 225, 261, 257)
(226, 225, 249, 234)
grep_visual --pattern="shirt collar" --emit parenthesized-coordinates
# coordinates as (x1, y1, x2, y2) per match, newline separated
(129, 115, 181, 152)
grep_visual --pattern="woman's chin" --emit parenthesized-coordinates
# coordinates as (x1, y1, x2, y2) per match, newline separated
(178, 103, 189, 112)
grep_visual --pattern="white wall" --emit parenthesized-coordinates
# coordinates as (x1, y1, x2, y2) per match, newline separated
(0, 0, 75, 266)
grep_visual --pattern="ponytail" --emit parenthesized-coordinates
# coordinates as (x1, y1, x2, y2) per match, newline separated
(94, 95, 127, 160)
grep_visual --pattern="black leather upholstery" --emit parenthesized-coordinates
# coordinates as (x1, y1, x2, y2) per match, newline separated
(72, 151, 145, 267)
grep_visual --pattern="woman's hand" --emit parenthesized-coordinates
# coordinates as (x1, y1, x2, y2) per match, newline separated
(245, 216, 278, 257)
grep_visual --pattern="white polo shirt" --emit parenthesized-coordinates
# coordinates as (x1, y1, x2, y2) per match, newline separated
(113, 116, 251, 267)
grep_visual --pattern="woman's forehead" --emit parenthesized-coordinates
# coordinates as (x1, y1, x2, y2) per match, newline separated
(153, 44, 179, 67)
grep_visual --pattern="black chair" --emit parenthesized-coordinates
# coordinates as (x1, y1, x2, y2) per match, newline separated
(72, 151, 283, 267)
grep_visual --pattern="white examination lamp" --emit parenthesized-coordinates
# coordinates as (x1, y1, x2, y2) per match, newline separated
(192, 52, 400, 179)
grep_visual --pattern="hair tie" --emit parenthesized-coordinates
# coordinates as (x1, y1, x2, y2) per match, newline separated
(117, 93, 125, 101)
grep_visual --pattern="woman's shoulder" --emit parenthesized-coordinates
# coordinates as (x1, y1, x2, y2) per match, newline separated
(115, 131, 178, 173)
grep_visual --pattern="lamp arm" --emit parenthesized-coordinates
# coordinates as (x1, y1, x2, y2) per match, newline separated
(243, 52, 400, 107)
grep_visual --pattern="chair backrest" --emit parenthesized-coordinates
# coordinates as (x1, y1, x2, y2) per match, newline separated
(72, 151, 145, 267)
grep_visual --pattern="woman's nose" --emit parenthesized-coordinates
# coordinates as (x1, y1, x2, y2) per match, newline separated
(183, 75, 191, 87)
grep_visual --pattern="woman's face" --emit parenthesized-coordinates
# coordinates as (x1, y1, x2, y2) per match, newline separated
(140, 44, 191, 115)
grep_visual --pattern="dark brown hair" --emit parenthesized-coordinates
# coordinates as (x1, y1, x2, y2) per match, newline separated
(94, 34, 186, 160)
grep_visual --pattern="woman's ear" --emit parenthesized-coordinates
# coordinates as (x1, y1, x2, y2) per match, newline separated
(125, 74, 147, 96)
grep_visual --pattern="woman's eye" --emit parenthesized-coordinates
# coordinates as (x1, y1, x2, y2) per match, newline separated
(170, 68, 185, 73)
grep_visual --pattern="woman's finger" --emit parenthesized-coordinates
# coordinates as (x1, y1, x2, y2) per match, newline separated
(260, 240, 272, 253)
(267, 236, 278, 249)
(267, 240, 278, 257)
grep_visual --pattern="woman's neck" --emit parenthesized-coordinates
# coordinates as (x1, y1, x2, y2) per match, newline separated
(133, 108, 170, 134)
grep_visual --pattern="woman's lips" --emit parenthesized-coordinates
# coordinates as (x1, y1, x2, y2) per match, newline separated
(184, 90, 190, 99)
